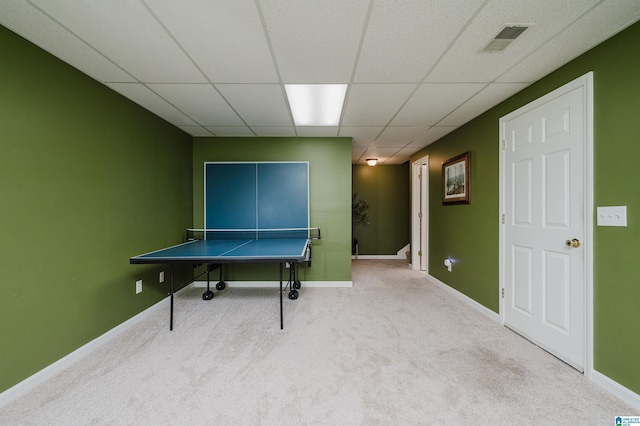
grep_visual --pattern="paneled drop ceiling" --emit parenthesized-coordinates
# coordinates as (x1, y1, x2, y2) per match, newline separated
(2, 0, 639, 164)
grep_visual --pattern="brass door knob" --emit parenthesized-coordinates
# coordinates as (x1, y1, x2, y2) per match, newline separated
(565, 238, 581, 248)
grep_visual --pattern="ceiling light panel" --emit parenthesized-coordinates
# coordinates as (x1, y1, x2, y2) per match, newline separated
(285, 84, 347, 126)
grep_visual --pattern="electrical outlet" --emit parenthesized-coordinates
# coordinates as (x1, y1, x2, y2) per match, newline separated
(159, 271, 164, 283)
(136, 280, 142, 294)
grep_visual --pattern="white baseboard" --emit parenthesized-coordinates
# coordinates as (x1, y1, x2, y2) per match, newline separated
(427, 274, 500, 323)
(194, 280, 352, 288)
(352, 255, 408, 259)
(397, 243, 410, 258)
(351, 244, 411, 260)
(590, 369, 640, 410)
(0, 284, 195, 408)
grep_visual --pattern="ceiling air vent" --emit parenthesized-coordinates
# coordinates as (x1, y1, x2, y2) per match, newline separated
(482, 25, 530, 52)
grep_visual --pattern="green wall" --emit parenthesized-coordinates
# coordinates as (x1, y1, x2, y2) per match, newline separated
(0, 26, 193, 392)
(352, 164, 410, 255)
(192, 137, 352, 282)
(411, 22, 640, 395)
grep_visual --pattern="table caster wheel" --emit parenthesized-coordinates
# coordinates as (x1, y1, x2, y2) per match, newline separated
(202, 290, 214, 300)
(294, 280, 301, 290)
(288, 289, 298, 300)
(215, 281, 226, 290)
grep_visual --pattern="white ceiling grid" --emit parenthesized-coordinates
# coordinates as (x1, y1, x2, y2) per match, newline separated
(1, 0, 639, 164)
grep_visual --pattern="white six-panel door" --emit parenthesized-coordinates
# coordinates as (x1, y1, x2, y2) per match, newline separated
(500, 74, 592, 371)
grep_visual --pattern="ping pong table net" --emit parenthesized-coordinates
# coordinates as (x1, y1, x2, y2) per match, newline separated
(186, 227, 321, 241)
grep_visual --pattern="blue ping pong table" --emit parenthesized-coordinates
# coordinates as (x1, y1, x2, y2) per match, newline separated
(129, 231, 316, 330)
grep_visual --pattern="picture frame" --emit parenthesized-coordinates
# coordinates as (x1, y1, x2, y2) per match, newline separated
(442, 152, 470, 204)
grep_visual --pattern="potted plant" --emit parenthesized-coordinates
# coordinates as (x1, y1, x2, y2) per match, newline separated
(352, 193, 369, 255)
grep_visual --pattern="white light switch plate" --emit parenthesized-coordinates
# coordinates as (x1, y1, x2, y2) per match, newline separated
(597, 206, 627, 226)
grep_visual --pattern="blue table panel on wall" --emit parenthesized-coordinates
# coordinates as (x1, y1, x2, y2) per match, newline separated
(257, 163, 308, 232)
(205, 162, 309, 234)
(205, 163, 257, 229)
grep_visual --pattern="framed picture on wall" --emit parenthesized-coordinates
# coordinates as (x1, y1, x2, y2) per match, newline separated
(442, 152, 470, 204)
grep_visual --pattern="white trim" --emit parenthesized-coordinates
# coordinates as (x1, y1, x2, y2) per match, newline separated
(584, 72, 595, 379)
(351, 253, 408, 260)
(410, 155, 429, 271)
(349, 243, 410, 260)
(397, 243, 410, 259)
(427, 274, 500, 323)
(0, 284, 194, 408)
(194, 280, 353, 288)
(590, 370, 640, 411)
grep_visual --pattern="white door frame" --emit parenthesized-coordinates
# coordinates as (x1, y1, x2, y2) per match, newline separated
(499, 72, 594, 376)
(411, 154, 429, 272)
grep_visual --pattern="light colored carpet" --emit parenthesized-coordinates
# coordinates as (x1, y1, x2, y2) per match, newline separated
(0, 260, 632, 425)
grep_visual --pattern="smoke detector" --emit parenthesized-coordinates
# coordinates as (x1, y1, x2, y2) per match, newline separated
(482, 24, 531, 52)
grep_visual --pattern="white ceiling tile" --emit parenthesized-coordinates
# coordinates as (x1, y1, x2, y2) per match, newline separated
(216, 84, 292, 126)
(352, 147, 367, 162)
(339, 127, 384, 148)
(355, 0, 486, 83)
(178, 126, 215, 137)
(145, 0, 278, 83)
(29, 0, 206, 83)
(251, 127, 297, 137)
(148, 84, 244, 126)
(106, 83, 197, 126)
(0, 0, 136, 83)
(374, 127, 430, 148)
(498, 1, 640, 83)
(3, 0, 639, 163)
(388, 148, 419, 164)
(362, 147, 403, 161)
(426, 0, 600, 83)
(406, 126, 459, 150)
(392, 84, 486, 126)
(382, 157, 410, 165)
(205, 127, 255, 137)
(439, 83, 530, 126)
(295, 127, 339, 137)
(260, 0, 369, 83)
(342, 84, 416, 126)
